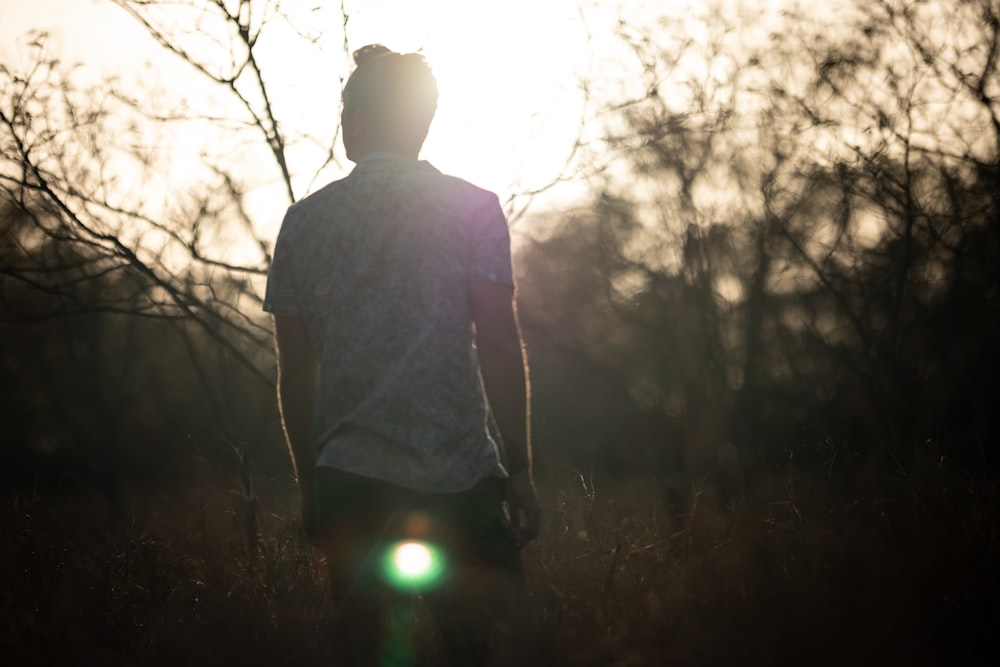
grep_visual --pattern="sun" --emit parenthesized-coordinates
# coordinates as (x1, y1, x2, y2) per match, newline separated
(347, 0, 595, 201)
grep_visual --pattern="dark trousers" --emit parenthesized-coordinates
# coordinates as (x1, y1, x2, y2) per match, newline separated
(314, 466, 526, 666)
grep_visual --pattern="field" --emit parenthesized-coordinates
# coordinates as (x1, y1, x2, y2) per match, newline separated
(3, 446, 996, 667)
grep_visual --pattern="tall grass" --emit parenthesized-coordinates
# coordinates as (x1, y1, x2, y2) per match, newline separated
(2, 445, 997, 666)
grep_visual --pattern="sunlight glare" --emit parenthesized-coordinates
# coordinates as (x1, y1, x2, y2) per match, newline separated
(393, 541, 433, 577)
(391, 1, 594, 197)
(381, 539, 446, 591)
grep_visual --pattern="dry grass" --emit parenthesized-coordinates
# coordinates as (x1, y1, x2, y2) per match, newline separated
(2, 453, 997, 666)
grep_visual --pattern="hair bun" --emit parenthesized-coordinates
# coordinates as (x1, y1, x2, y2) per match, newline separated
(353, 44, 396, 66)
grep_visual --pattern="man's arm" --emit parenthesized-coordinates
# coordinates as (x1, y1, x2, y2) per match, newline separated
(469, 282, 539, 544)
(274, 315, 319, 537)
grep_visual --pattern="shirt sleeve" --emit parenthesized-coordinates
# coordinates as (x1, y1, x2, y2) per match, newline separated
(469, 193, 514, 288)
(262, 206, 304, 316)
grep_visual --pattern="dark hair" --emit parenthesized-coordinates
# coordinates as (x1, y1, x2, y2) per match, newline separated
(342, 44, 438, 128)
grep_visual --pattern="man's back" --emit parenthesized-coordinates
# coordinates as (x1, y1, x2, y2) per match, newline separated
(264, 151, 513, 492)
(267, 45, 538, 665)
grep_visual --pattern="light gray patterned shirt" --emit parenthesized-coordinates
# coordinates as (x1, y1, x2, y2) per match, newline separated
(263, 152, 513, 493)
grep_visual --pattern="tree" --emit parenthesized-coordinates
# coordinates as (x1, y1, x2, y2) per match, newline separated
(517, 0, 999, 488)
(0, 2, 359, 491)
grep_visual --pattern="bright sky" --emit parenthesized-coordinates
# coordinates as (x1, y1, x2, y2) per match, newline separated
(0, 0, 610, 210)
(4, 0, 845, 246)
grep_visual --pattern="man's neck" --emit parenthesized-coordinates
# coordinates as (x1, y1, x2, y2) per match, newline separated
(352, 146, 419, 163)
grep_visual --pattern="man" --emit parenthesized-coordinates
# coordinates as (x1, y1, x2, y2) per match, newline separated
(263, 45, 539, 665)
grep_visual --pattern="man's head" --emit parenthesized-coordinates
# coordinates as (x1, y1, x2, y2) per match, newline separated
(341, 45, 439, 162)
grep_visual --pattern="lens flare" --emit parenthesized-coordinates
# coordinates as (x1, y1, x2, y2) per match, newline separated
(395, 542, 432, 576)
(380, 539, 446, 591)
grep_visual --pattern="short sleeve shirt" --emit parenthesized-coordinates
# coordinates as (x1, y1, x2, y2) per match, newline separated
(263, 152, 513, 493)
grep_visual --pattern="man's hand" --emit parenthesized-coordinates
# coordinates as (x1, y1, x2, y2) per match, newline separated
(506, 470, 540, 546)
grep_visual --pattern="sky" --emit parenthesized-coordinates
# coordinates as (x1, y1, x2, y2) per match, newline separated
(2, 0, 839, 245)
(0, 0, 614, 208)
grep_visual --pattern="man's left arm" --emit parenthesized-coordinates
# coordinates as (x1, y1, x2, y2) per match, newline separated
(274, 314, 319, 537)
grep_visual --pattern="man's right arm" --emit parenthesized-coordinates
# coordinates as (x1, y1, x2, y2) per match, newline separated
(469, 282, 539, 544)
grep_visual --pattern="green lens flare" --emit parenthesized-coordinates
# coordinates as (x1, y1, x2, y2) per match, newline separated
(380, 540, 446, 591)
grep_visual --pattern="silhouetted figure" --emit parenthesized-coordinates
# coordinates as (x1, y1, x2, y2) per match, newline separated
(264, 44, 538, 666)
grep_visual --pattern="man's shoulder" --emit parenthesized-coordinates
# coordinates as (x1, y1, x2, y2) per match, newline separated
(289, 175, 351, 214)
(432, 171, 494, 196)
(419, 169, 503, 214)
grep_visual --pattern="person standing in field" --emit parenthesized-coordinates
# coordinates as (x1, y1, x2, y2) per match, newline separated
(263, 44, 539, 665)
